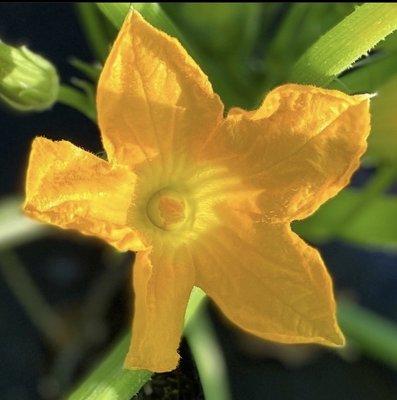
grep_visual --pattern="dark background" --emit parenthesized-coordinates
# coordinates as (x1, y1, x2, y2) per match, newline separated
(0, 4, 396, 400)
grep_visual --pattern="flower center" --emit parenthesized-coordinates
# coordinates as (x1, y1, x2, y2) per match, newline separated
(146, 188, 188, 231)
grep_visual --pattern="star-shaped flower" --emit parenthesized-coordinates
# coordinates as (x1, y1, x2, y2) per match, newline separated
(24, 11, 370, 372)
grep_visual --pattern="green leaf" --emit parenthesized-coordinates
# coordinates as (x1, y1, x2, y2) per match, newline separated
(162, 3, 267, 105)
(96, 3, 181, 40)
(378, 28, 397, 52)
(277, 3, 355, 56)
(96, 3, 130, 29)
(330, 51, 397, 94)
(264, 3, 354, 90)
(67, 287, 206, 400)
(76, 3, 111, 62)
(96, 2, 200, 72)
(289, 3, 397, 86)
(162, 3, 264, 58)
(68, 333, 151, 400)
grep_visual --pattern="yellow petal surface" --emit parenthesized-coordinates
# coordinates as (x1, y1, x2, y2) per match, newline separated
(97, 11, 224, 171)
(205, 84, 370, 222)
(193, 206, 344, 346)
(125, 245, 195, 372)
(24, 137, 144, 252)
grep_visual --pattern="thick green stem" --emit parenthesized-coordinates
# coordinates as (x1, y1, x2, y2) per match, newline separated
(57, 85, 97, 122)
(290, 4, 397, 86)
(68, 333, 151, 400)
(185, 308, 231, 400)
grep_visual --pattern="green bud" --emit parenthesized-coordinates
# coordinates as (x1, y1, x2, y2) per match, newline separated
(0, 41, 59, 112)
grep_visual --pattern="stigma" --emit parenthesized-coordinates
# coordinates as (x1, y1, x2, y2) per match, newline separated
(146, 188, 188, 231)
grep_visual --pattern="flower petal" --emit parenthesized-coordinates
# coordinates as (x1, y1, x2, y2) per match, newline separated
(206, 84, 370, 222)
(24, 137, 144, 251)
(97, 11, 224, 171)
(125, 245, 195, 372)
(193, 207, 344, 346)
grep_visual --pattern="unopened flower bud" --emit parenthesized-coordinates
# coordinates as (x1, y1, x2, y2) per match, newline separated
(0, 41, 59, 112)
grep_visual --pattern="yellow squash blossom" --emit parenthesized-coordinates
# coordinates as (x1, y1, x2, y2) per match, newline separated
(23, 11, 370, 372)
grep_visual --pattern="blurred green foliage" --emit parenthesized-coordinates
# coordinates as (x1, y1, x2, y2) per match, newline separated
(368, 74, 397, 164)
(294, 188, 397, 249)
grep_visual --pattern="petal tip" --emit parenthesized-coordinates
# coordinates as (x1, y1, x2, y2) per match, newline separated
(353, 92, 373, 105)
(129, 9, 143, 24)
(123, 354, 180, 373)
(366, 92, 377, 100)
(320, 324, 346, 348)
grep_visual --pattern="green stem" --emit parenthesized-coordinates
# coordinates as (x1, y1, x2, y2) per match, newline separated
(57, 85, 97, 122)
(69, 58, 101, 82)
(290, 3, 397, 86)
(338, 299, 397, 369)
(0, 250, 69, 347)
(76, 3, 109, 62)
(68, 333, 151, 400)
(185, 308, 231, 400)
(67, 287, 206, 400)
